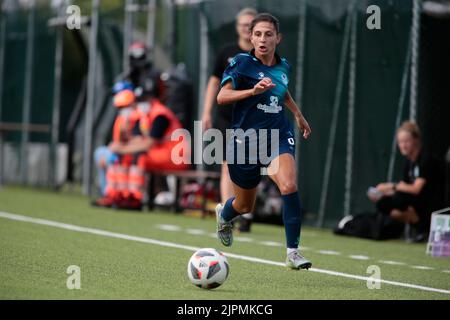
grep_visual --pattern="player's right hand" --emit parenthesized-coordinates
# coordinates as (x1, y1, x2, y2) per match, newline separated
(252, 77, 276, 96)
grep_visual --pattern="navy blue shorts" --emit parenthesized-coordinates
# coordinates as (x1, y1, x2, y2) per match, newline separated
(226, 133, 296, 190)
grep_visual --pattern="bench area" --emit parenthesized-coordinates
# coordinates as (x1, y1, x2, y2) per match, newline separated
(147, 169, 221, 216)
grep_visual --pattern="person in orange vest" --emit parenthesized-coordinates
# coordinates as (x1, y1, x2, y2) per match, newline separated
(96, 89, 191, 210)
(93, 88, 140, 207)
(94, 81, 136, 197)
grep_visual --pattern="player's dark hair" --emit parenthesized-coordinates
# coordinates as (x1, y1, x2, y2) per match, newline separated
(250, 13, 280, 34)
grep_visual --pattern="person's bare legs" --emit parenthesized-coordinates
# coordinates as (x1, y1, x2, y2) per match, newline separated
(220, 161, 234, 203)
(230, 182, 258, 213)
(390, 206, 423, 242)
(267, 153, 297, 195)
(390, 206, 420, 224)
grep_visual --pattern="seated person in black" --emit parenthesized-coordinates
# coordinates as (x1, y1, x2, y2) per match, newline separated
(368, 121, 446, 241)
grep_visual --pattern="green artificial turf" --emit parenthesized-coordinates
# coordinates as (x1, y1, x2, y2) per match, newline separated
(0, 186, 449, 300)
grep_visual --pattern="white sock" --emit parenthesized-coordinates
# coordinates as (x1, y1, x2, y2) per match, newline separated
(287, 248, 298, 256)
(242, 213, 253, 219)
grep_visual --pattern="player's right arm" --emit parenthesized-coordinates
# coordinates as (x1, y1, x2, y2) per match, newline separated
(217, 78, 275, 105)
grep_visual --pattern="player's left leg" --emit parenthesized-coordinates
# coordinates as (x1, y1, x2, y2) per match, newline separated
(268, 153, 312, 270)
(220, 161, 234, 203)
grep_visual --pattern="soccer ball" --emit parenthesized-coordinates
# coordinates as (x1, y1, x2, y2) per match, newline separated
(187, 248, 229, 289)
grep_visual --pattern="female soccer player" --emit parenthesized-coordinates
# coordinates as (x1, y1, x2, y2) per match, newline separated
(215, 13, 312, 270)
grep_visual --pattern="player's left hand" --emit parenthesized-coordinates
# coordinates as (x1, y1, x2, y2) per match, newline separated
(295, 115, 311, 139)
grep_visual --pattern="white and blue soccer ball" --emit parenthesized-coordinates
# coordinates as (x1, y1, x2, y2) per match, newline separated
(187, 248, 229, 289)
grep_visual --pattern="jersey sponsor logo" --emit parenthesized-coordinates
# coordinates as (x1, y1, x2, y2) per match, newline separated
(257, 96, 282, 113)
(281, 73, 288, 85)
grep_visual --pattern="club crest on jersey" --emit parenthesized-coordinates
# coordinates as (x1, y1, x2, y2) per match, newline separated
(258, 72, 265, 79)
(229, 57, 236, 66)
(281, 73, 288, 85)
(257, 96, 282, 113)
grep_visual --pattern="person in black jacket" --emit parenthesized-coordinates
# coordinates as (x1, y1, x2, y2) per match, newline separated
(119, 41, 163, 102)
(368, 121, 446, 241)
(200, 8, 257, 232)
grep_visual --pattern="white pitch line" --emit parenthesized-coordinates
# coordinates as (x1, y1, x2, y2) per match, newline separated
(411, 266, 434, 270)
(348, 255, 370, 260)
(234, 236, 254, 242)
(156, 224, 182, 232)
(317, 250, 341, 255)
(1, 211, 449, 295)
(185, 229, 206, 235)
(259, 241, 283, 247)
(378, 260, 406, 266)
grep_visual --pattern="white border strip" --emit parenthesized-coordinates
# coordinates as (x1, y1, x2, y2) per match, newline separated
(0, 211, 449, 295)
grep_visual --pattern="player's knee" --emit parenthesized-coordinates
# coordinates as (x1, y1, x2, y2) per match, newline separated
(278, 181, 297, 195)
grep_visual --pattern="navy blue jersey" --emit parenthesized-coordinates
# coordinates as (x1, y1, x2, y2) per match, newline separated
(221, 50, 293, 134)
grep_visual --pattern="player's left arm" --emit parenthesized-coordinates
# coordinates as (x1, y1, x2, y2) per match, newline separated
(284, 90, 311, 139)
(395, 178, 426, 196)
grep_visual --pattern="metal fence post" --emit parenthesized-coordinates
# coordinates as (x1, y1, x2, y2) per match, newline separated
(0, 9, 6, 187)
(20, 0, 36, 185)
(123, 0, 134, 73)
(317, 1, 354, 227)
(82, 0, 100, 196)
(147, 0, 156, 52)
(49, 3, 65, 189)
(410, 0, 421, 121)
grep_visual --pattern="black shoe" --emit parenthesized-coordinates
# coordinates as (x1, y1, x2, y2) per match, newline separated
(238, 217, 252, 233)
(405, 223, 428, 243)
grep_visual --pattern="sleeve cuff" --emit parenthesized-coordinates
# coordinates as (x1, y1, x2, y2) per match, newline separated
(221, 76, 236, 89)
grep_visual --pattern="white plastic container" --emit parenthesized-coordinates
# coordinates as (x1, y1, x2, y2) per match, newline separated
(426, 207, 450, 257)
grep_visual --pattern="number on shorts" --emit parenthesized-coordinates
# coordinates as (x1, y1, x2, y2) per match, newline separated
(287, 137, 295, 145)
